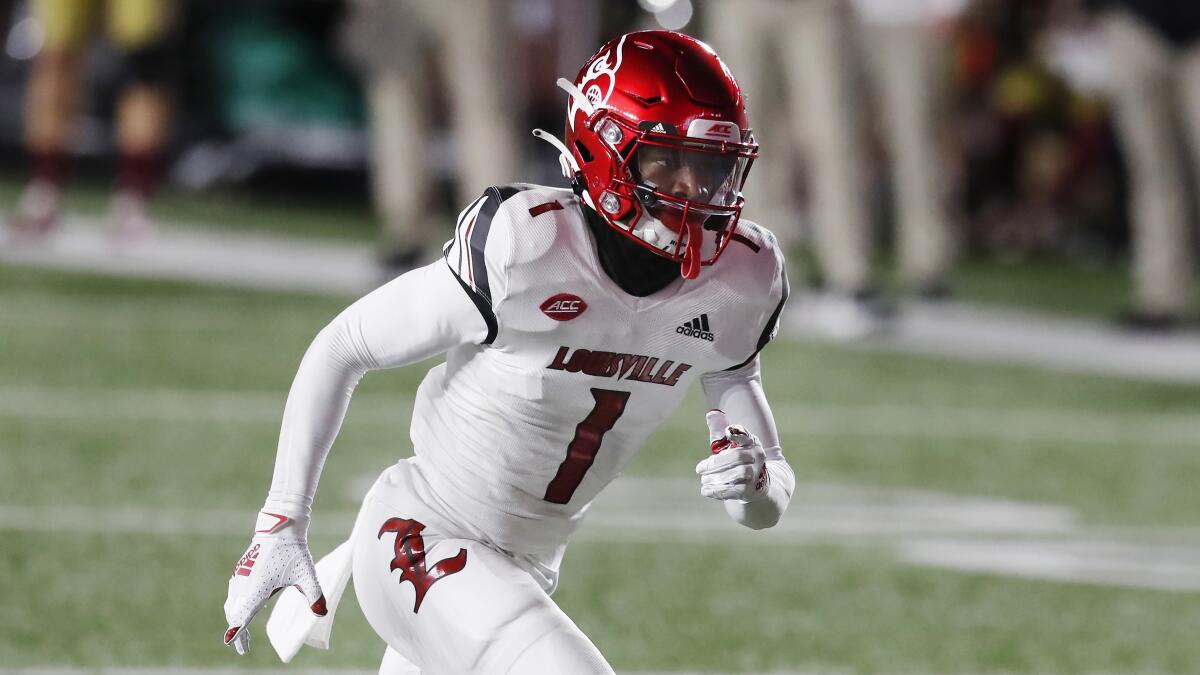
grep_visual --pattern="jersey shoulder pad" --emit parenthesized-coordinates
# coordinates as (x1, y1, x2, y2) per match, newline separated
(719, 218, 789, 370)
(726, 219, 783, 266)
(442, 184, 574, 341)
(719, 219, 787, 302)
(470, 184, 579, 269)
(442, 184, 537, 303)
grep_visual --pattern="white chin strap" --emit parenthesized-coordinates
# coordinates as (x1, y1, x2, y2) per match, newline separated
(556, 77, 596, 120)
(631, 211, 684, 254)
(530, 128, 595, 211)
(530, 76, 597, 182)
(531, 128, 581, 181)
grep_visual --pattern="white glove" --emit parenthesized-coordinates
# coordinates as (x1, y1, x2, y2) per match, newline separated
(695, 409, 770, 502)
(223, 510, 327, 655)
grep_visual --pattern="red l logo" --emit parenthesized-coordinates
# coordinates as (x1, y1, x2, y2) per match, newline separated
(540, 293, 588, 321)
(378, 518, 467, 613)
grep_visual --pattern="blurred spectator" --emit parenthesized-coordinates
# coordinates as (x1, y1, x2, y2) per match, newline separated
(953, 0, 1124, 262)
(979, 75, 1112, 255)
(853, 0, 959, 298)
(705, 0, 959, 338)
(340, 0, 522, 277)
(7, 0, 176, 244)
(1093, 0, 1200, 328)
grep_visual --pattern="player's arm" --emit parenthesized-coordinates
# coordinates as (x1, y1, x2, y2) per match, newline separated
(223, 261, 489, 654)
(694, 232, 792, 530)
(263, 260, 490, 520)
(224, 188, 513, 655)
(697, 357, 795, 529)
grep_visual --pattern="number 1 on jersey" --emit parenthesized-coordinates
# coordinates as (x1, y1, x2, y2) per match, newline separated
(543, 388, 631, 504)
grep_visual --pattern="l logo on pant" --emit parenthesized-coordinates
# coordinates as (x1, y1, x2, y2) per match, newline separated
(378, 517, 468, 613)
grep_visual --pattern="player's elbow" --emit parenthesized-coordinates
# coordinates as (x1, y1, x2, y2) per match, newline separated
(310, 314, 375, 372)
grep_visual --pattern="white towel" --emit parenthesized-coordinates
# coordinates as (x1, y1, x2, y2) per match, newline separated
(266, 538, 355, 662)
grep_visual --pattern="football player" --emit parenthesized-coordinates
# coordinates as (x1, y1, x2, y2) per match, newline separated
(223, 31, 794, 674)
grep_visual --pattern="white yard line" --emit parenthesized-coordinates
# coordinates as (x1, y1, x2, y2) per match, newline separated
(0, 668, 825, 675)
(2, 662, 816, 667)
(2, 383, 1197, 448)
(4, 478, 1200, 592)
(0, 217, 379, 295)
(585, 478, 1080, 538)
(0, 300, 297, 333)
(0, 660, 1178, 675)
(0, 504, 353, 538)
(0, 670, 379, 675)
(0, 385, 408, 425)
(897, 536, 1200, 592)
(787, 296, 1200, 383)
(769, 401, 1200, 447)
(0, 480, 1077, 541)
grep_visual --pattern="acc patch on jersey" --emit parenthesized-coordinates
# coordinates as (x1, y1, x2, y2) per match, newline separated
(540, 293, 588, 321)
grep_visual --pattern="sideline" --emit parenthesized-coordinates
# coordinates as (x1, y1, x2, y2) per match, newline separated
(4, 217, 1200, 382)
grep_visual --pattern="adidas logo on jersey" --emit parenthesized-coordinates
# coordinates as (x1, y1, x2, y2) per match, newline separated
(677, 314, 714, 341)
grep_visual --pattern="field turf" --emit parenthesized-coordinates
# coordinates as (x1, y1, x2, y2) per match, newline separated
(2, 263, 1199, 673)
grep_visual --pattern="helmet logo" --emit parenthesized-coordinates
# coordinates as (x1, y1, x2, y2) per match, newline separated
(540, 293, 589, 321)
(706, 124, 733, 138)
(687, 119, 741, 141)
(569, 35, 628, 130)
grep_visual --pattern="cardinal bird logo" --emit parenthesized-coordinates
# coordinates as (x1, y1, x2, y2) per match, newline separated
(378, 518, 467, 613)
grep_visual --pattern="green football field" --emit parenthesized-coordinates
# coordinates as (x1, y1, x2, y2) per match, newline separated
(2, 262, 1199, 674)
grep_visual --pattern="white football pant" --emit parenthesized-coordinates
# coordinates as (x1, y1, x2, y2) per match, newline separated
(354, 460, 613, 674)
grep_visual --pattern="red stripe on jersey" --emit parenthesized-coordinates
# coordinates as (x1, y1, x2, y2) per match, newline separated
(528, 201, 563, 217)
(730, 233, 760, 253)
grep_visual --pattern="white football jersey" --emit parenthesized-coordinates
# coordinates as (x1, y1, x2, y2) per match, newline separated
(413, 184, 787, 559)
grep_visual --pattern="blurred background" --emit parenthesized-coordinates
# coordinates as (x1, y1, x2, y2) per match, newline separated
(2, 0, 1199, 673)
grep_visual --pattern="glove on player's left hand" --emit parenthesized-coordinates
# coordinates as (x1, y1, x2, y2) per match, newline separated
(695, 409, 770, 502)
(222, 511, 327, 655)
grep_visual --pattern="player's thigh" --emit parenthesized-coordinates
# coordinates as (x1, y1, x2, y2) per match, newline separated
(35, 0, 99, 51)
(352, 497, 606, 673)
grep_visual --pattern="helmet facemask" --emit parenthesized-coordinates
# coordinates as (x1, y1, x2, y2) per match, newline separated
(596, 115, 757, 279)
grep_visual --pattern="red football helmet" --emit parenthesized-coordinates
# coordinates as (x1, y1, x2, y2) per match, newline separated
(534, 31, 758, 280)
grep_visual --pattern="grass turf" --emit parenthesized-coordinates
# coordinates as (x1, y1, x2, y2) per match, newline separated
(3, 533, 1200, 673)
(1, 264, 1199, 672)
